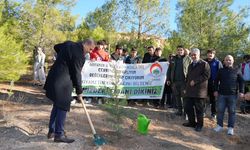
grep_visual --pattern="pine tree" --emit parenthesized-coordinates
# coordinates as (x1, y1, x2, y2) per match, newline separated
(0, 24, 28, 82)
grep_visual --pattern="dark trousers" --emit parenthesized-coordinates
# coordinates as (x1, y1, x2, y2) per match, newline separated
(185, 97, 204, 127)
(172, 81, 185, 113)
(208, 92, 216, 115)
(166, 84, 173, 106)
(160, 84, 168, 107)
(48, 104, 67, 137)
(208, 82, 216, 115)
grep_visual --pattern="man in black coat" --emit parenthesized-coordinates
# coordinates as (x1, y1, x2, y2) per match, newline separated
(44, 39, 95, 143)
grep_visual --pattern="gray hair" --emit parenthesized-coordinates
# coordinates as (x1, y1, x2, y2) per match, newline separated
(224, 55, 234, 61)
(191, 48, 200, 55)
(83, 38, 95, 46)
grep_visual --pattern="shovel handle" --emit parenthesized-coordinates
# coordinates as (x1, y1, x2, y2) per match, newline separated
(79, 97, 97, 135)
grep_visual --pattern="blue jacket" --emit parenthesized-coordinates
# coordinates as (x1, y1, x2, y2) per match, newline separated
(205, 58, 223, 82)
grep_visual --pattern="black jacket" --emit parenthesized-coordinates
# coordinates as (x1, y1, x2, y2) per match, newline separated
(214, 66, 244, 95)
(142, 53, 156, 63)
(111, 53, 124, 61)
(125, 56, 142, 64)
(153, 56, 167, 62)
(44, 41, 84, 111)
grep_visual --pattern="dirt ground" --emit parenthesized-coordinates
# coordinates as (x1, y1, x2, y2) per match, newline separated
(0, 82, 250, 150)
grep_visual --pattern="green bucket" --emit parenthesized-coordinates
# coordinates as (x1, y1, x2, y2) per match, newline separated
(137, 114, 150, 135)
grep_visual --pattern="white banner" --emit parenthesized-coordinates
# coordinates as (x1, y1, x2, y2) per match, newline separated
(78, 60, 168, 99)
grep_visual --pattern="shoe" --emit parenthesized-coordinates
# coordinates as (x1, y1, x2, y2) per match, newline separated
(47, 132, 54, 139)
(227, 127, 234, 135)
(214, 125, 223, 132)
(183, 122, 196, 128)
(98, 99, 103, 104)
(195, 126, 202, 132)
(71, 99, 77, 105)
(85, 98, 92, 104)
(185, 114, 188, 121)
(211, 114, 216, 120)
(54, 136, 75, 143)
(48, 131, 67, 139)
(127, 101, 136, 106)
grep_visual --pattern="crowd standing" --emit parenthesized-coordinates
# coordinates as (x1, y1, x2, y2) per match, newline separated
(42, 39, 249, 143)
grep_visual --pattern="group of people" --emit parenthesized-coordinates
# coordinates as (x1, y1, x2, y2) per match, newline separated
(167, 46, 249, 135)
(43, 39, 249, 143)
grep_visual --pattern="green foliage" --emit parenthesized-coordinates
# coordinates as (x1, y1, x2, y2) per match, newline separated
(116, 0, 170, 39)
(101, 62, 128, 133)
(91, 26, 106, 41)
(18, 0, 77, 56)
(116, 36, 158, 56)
(0, 24, 28, 82)
(175, 0, 250, 56)
(85, 0, 116, 31)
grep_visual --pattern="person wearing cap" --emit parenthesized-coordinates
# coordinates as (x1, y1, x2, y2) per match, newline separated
(204, 49, 223, 119)
(90, 40, 110, 61)
(111, 44, 124, 62)
(183, 48, 210, 132)
(44, 39, 95, 143)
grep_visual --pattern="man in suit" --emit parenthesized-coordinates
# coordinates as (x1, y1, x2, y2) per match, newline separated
(44, 39, 95, 143)
(183, 48, 210, 132)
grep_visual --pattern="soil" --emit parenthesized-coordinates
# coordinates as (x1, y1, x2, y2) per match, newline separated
(0, 82, 250, 150)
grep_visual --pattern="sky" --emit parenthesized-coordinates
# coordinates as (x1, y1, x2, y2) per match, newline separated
(71, 0, 250, 31)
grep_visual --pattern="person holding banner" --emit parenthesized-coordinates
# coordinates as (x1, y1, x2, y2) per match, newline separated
(44, 39, 95, 143)
(90, 40, 110, 104)
(141, 46, 157, 106)
(111, 44, 124, 62)
(125, 48, 142, 64)
(90, 40, 110, 62)
(153, 47, 167, 108)
(142, 46, 156, 63)
(125, 48, 142, 105)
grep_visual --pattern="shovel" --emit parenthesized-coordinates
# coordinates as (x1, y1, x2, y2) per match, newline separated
(79, 97, 106, 146)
